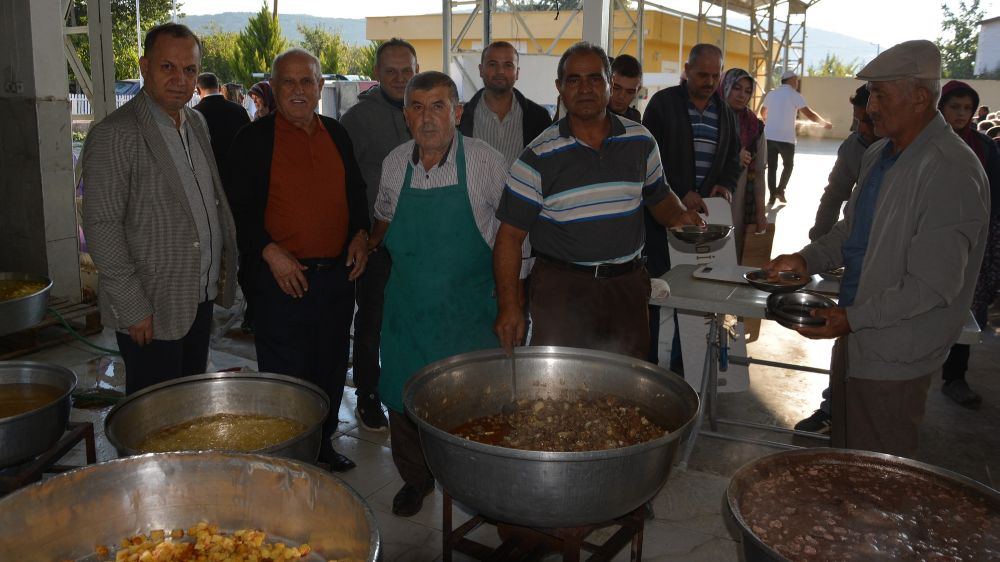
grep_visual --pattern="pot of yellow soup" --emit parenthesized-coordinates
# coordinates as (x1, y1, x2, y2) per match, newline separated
(105, 372, 329, 462)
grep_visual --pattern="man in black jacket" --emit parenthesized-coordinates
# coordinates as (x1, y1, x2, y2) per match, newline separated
(641, 43, 741, 370)
(458, 41, 552, 166)
(226, 49, 370, 473)
(194, 72, 253, 331)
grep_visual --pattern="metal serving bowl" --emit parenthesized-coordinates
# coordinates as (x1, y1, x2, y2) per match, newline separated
(404, 346, 700, 528)
(727, 448, 1000, 562)
(0, 361, 77, 467)
(766, 291, 836, 329)
(744, 270, 809, 293)
(668, 224, 734, 245)
(0, 451, 380, 561)
(0, 272, 52, 337)
(105, 372, 328, 462)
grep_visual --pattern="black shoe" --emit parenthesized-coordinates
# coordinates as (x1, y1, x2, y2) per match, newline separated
(794, 410, 831, 434)
(318, 447, 356, 472)
(777, 191, 787, 203)
(942, 379, 982, 408)
(355, 392, 389, 432)
(240, 318, 254, 334)
(768, 194, 776, 206)
(392, 482, 434, 517)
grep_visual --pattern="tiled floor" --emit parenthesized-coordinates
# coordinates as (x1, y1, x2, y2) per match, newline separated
(9, 138, 1000, 561)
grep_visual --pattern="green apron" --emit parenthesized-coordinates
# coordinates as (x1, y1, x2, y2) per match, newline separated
(379, 135, 498, 413)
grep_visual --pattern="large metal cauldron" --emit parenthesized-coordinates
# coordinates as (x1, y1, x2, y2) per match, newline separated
(0, 272, 52, 337)
(105, 372, 328, 462)
(0, 451, 380, 561)
(404, 346, 700, 528)
(727, 448, 1000, 562)
(0, 361, 77, 467)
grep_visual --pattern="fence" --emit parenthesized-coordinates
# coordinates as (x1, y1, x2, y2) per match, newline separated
(69, 93, 202, 117)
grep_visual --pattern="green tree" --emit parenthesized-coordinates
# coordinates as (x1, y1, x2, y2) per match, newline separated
(807, 53, 861, 77)
(297, 24, 347, 75)
(344, 40, 381, 78)
(200, 24, 240, 82)
(68, 0, 175, 81)
(231, 2, 289, 86)
(936, 0, 983, 79)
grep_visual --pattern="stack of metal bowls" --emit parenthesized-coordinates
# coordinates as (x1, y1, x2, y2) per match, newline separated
(0, 361, 77, 467)
(404, 346, 700, 528)
(0, 451, 380, 561)
(105, 372, 328, 462)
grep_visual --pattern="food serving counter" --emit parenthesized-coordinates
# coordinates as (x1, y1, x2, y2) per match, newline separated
(652, 264, 982, 466)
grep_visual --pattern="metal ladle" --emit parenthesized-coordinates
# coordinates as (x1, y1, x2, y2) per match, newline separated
(501, 347, 517, 415)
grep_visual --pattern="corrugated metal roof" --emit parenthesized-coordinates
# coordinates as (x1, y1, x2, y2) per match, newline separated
(698, 0, 816, 17)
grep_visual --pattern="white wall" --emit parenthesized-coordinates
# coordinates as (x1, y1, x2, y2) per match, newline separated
(976, 18, 1000, 76)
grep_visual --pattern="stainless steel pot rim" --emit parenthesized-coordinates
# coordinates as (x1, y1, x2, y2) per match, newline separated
(0, 273, 53, 304)
(0, 361, 77, 422)
(104, 371, 330, 455)
(726, 448, 1000, 561)
(766, 291, 836, 323)
(668, 224, 734, 243)
(405, 346, 701, 462)
(0, 450, 382, 559)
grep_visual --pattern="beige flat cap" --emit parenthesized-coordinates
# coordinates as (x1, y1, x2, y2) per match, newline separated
(856, 39, 941, 81)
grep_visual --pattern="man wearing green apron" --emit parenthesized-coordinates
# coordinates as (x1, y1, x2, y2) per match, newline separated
(369, 71, 525, 517)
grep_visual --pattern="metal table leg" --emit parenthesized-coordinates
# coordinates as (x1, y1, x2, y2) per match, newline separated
(677, 314, 719, 468)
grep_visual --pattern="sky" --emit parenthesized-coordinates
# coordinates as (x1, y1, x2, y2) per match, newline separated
(178, 0, 999, 51)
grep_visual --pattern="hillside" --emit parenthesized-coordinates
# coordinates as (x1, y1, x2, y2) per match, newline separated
(179, 12, 878, 72)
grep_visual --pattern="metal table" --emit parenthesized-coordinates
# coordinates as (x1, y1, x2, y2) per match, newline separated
(652, 264, 982, 466)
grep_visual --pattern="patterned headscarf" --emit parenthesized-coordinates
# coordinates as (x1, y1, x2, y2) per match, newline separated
(717, 68, 763, 151)
(249, 81, 277, 119)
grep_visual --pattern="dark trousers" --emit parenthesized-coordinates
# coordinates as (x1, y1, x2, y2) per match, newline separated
(942, 343, 970, 382)
(237, 255, 258, 329)
(766, 140, 796, 197)
(830, 337, 932, 458)
(117, 300, 214, 395)
(351, 249, 391, 398)
(254, 257, 355, 446)
(529, 259, 650, 360)
(388, 409, 434, 489)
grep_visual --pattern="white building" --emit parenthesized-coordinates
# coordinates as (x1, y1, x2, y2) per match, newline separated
(976, 15, 1000, 76)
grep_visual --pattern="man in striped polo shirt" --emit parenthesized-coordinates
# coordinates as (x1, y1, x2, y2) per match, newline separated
(493, 42, 702, 358)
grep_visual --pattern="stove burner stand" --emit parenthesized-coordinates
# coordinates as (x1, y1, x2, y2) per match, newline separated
(442, 493, 646, 562)
(0, 421, 97, 496)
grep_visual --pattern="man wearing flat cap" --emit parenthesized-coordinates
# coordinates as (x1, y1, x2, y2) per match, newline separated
(766, 40, 990, 457)
(760, 69, 833, 204)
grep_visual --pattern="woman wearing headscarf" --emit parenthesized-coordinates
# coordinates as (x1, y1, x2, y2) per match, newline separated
(718, 68, 767, 261)
(938, 80, 1000, 407)
(248, 81, 276, 121)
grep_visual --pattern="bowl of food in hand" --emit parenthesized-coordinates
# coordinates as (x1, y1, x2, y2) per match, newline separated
(766, 291, 837, 330)
(744, 270, 810, 293)
(104, 371, 329, 462)
(819, 267, 845, 282)
(668, 224, 734, 245)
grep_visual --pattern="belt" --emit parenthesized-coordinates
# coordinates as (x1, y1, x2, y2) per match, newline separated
(536, 252, 645, 279)
(299, 257, 340, 272)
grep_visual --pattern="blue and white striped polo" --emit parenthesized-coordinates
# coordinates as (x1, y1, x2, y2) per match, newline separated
(688, 97, 720, 191)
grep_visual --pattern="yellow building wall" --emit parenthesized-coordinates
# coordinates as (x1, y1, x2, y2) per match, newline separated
(367, 10, 755, 79)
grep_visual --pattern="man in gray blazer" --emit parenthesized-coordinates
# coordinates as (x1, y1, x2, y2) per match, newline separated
(82, 23, 237, 395)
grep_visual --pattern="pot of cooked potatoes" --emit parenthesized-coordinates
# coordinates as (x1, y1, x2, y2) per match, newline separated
(0, 272, 52, 337)
(0, 451, 380, 561)
(105, 372, 329, 463)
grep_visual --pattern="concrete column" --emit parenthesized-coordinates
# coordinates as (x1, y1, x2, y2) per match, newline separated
(582, 0, 611, 50)
(0, 0, 81, 302)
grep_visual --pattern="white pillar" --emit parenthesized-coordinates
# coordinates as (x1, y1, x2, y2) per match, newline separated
(582, 0, 611, 50)
(0, 0, 82, 301)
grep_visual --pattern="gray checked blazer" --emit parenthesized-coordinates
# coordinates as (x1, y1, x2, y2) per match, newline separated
(81, 91, 238, 340)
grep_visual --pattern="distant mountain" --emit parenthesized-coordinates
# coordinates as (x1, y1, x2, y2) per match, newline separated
(178, 13, 368, 45)
(178, 12, 878, 72)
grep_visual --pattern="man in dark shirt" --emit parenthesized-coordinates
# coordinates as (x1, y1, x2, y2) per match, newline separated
(608, 54, 642, 122)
